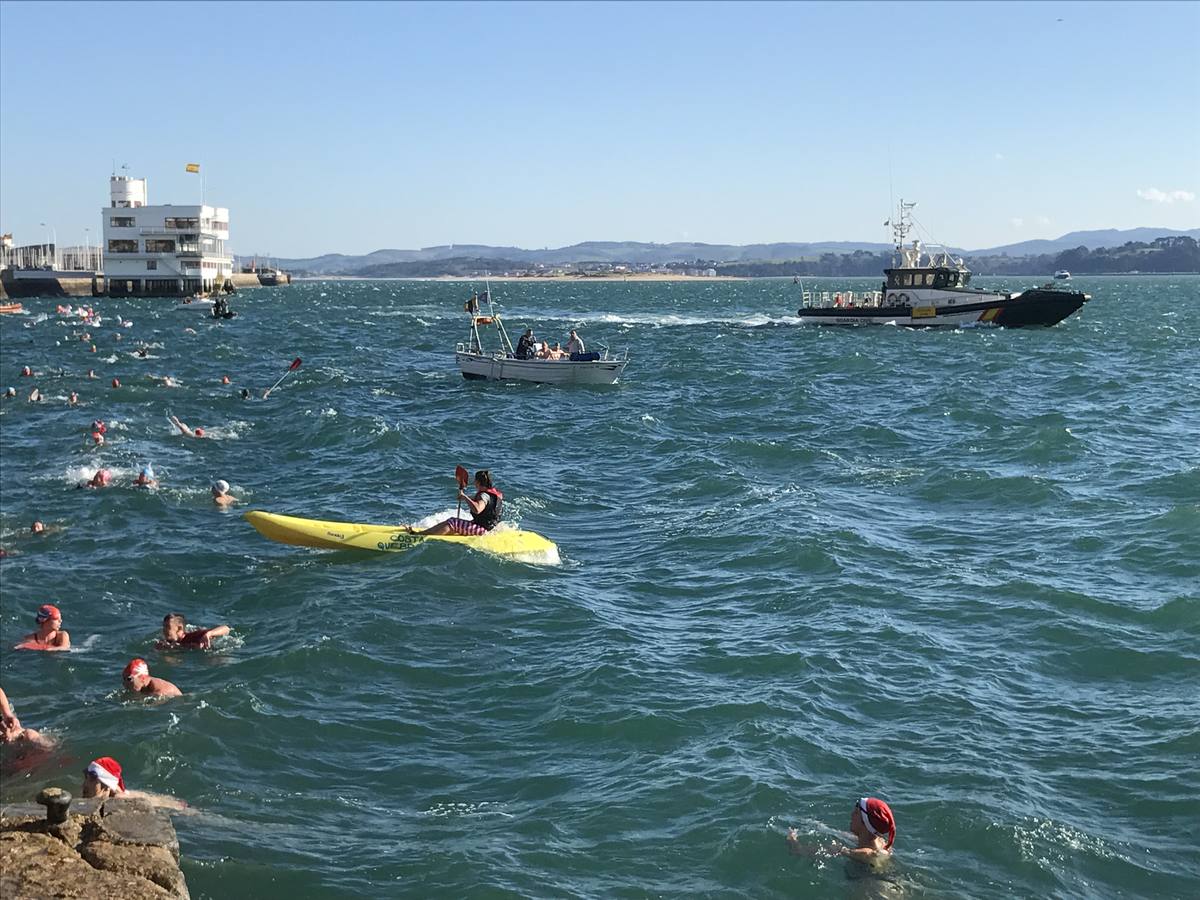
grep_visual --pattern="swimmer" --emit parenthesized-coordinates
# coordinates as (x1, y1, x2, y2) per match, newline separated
(133, 465, 158, 488)
(4, 387, 15, 398)
(122, 658, 182, 699)
(211, 480, 237, 507)
(92, 419, 107, 434)
(87, 369, 98, 379)
(91, 430, 105, 446)
(82, 757, 187, 811)
(111, 377, 120, 388)
(27, 388, 41, 402)
(31, 520, 46, 534)
(83, 468, 113, 489)
(149, 375, 180, 388)
(240, 388, 250, 400)
(221, 375, 231, 384)
(15, 604, 71, 651)
(157, 613, 230, 650)
(787, 797, 896, 863)
(68, 391, 78, 405)
(137, 346, 149, 359)
(184, 327, 197, 335)
(168, 414, 205, 438)
(0, 687, 56, 760)
(20, 365, 32, 377)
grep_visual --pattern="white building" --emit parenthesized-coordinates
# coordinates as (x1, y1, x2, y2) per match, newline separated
(101, 174, 232, 296)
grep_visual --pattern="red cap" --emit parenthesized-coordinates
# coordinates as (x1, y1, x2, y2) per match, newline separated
(87, 757, 126, 792)
(857, 797, 896, 849)
(194, 427, 205, 437)
(123, 658, 149, 680)
(221, 375, 230, 384)
(36, 603, 61, 623)
(111, 378, 120, 388)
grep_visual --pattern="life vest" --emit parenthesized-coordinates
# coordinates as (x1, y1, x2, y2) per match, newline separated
(471, 487, 503, 530)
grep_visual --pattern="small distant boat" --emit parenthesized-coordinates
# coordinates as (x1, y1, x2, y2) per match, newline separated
(1054, 270, 1071, 280)
(0, 303, 26, 315)
(454, 286, 628, 385)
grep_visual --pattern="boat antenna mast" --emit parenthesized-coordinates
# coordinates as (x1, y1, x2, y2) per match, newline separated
(892, 200, 917, 251)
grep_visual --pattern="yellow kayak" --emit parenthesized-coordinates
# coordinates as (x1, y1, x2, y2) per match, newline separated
(243, 510, 560, 565)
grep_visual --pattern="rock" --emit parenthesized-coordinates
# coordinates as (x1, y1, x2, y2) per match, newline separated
(0, 831, 171, 899)
(96, 799, 180, 862)
(81, 841, 189, 898)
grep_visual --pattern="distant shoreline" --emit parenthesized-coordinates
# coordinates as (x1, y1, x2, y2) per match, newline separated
(293, 273, 744, 282)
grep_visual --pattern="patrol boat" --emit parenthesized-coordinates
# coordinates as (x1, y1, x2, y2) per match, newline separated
(795, 201, 1090, 327)
(454, 288, 629, 385)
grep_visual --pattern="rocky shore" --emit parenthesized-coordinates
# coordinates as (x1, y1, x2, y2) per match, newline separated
(1, 791, 188, 899)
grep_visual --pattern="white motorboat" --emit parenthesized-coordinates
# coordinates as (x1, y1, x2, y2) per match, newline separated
(1054, 270, 1071, 280)
(454, 288, 628, 385)
(795, 201, 1090, 327)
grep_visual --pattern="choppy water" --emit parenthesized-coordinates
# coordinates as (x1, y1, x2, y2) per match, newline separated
(1, 276, 1197, 899)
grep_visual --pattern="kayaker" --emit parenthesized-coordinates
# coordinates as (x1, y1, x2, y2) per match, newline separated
(787, 797, 896, 863)
(157, 613, 230, 650)
(412, 469, 503, 536)
(211, 480, 237, 507)
(15, 604, 71, 652)
(122, 658, 182, 699)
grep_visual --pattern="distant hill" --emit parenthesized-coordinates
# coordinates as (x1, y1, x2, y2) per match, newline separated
(971, 227, 1200, 256)
(268, 228, 1200, 274)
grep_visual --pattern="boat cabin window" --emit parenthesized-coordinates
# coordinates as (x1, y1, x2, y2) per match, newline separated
(923, 273, 935, 286)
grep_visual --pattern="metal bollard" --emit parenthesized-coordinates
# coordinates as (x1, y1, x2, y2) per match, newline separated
(36, 787, 72, 825)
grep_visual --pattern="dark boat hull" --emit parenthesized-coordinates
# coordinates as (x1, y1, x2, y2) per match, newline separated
(796, 288, 1089, 327)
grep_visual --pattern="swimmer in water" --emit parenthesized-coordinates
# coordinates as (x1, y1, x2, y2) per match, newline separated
(68, 391, 78, 405)
(88, 369, 98, 379)
(157, 613, 230, 650)
(91, 430, 105, 446)
(168, 414, 205, 438)
(133, 465, 158, 488)
(4, 387, 15, 398)
(92, 419, 107, 435)
(221, 375, 231, 384)
(0, 687, 56, 762)
(28, 388, 42, 402)
(15, 604, 71, 651)
(31, 520, 46, 534)
(82, 757, 187, 811)
(83, 468, 113, 489)
(240, 388, 250, 400)
(122, 658, 182, 699)
(111, 378, 120, 388)
(787, 797, 896, 863)
(137, 346, 149, 359)
(211, 480, 237, 507)
(20, 365, 33, 377)
(149, 375, 180, 388)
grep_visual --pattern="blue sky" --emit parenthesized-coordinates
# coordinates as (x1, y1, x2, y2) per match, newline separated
(1, 0, 1196, 256)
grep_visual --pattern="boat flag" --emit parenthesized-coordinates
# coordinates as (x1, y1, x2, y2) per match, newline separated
(185, 163, 200, 173)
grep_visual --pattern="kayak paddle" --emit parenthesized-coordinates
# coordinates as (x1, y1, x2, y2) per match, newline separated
(456, 464, 469, 516)
(263, 357, 301, 399)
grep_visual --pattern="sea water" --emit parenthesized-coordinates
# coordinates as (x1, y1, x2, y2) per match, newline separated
(1, 276, 1197, 898)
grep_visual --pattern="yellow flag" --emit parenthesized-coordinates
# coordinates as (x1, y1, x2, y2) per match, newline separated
(185, 163, 200, 173)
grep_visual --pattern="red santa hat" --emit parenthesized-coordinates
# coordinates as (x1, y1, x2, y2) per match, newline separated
(857, 797, 896, 849)
(87, 757, 126, 792)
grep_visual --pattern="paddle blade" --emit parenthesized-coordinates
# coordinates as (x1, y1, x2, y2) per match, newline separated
(455, 465, 469, 488)
(289, 357, 302, 370)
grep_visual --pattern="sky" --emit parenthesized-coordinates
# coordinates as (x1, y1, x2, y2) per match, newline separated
(1, 0, 1197, 257)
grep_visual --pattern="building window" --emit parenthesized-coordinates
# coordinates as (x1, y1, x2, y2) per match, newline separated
(107, 239, 138, 253)
(110, 216, 135, 227)
(146, 260, 158, 270)
(164, 217, 200, 230)
(145, 239, 176, 253)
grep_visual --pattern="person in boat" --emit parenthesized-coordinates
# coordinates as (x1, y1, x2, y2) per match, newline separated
(15, 604, 71, 651)
(411, 470, 503, 536)
(565, 329, 585, 355)
(787, 797, 896, 864)
(541, 342, 568, 360)
(515, 329, 536, 360)
(157, 613, 230, 650)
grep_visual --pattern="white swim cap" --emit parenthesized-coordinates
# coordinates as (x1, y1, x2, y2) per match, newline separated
(213, 479, 230, 493)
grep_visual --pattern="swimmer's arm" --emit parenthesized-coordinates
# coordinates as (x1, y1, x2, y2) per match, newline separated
(51, 631, 71, 650)
(122, 789, 190, 812)
(837, 846, 887, 862)
(203, 625, 230, 640)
